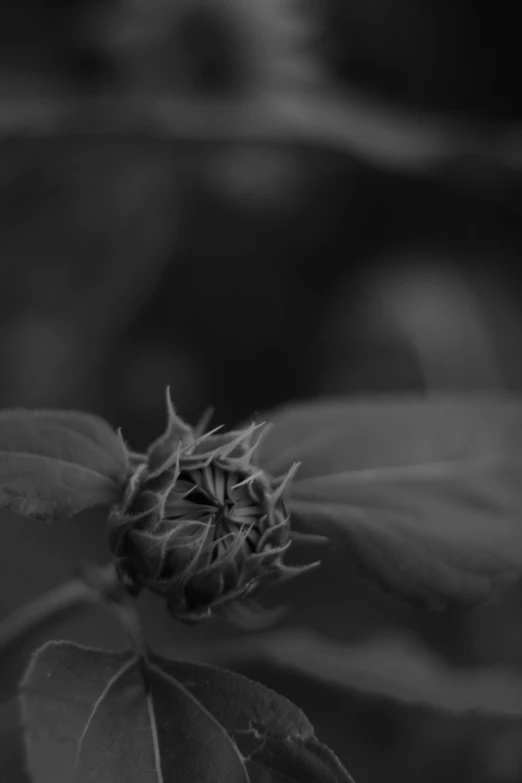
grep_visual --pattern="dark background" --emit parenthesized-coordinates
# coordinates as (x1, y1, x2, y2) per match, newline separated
(2, 1, 522, 781)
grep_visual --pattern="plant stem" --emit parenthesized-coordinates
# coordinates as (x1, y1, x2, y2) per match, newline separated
(1, 88, 518, 177)
(0, 563, 119, 656)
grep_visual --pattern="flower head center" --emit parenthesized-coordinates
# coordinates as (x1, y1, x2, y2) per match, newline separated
(167, 463, 263, 540)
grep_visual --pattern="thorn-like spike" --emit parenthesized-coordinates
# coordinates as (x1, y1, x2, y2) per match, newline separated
(241, 421, 269, 451)
(119, 462, 147, 509)
(207, 526, 251, 568)
(165, 387, 193, 438)
(172, 525, 214, 582)
(193, 406, 215, 439)
(231, 470, 266, 490)
(246, 540, 293, 567)
(154, 482, 174, 518)
(116, 427, 133, 458)
(188, 424, 225, 453)
(174, 440, 182, 476)
(270, 461, 301, 505)
(277, 560, 322, 581)
(228, 442, 265, 470)
(256, 420, 274, 444)
(146, 389, 194, 476)
(164, 385, 175, 422)
(148, 431, 188, 479)
(226, 428, 271, 472)
(257, 520, 290, 551)
(217, 422, 266, 460)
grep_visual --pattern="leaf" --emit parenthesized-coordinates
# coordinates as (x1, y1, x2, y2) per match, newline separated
(206, 628, 522, 718)
(255, 395, 522, 608)
(19, 640, 354, 783)
(0, 409, 129, 522)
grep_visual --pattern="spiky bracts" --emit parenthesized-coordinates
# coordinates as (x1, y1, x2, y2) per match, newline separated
(108, 390, 320, 623)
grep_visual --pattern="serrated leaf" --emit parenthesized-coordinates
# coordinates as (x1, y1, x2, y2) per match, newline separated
(207, 628, 522, 718)
(19, 641, 354, 783)
(255, 395, 522, 608)
(0, 409, 129, 522)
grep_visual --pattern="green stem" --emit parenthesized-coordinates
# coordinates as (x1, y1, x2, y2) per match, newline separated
(0, 563, 120, 656)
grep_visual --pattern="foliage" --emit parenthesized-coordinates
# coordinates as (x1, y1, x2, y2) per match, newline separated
(21, 641, 352, 783)
(0, 409, 129, 522)
(256, 395, 522, 608)
(205, 628, 522, 717)
(2, 392, 522, 781)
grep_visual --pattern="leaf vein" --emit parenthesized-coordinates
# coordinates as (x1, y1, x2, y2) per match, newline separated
(146, 689, 164, 783)
(74, 656, 137, 771)
(148, 661, 252, 783)
(292, 453, 504, 488)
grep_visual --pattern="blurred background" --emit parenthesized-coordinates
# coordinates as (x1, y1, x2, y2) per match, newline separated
(2, 0, 522, 780)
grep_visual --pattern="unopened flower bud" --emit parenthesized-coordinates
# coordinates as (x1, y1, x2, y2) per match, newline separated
(108, 391, 320, 622)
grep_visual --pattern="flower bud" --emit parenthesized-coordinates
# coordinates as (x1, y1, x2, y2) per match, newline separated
(108, 391, 320, 622)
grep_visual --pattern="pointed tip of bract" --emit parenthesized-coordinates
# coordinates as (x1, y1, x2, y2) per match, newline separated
(164, 384, 174, 415)
(116, 461, 147, 513)
(116, 426, 129, 452)
(164, 387, 193, 441)
(277, 560, 322, 581)
(268, 461, 300, 507)
(147, 389, 195, 476)
(212, 421, 267, 469)
(193, 405, 215, 439)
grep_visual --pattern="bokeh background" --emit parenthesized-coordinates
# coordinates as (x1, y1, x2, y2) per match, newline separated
(2, 1, 522, 781)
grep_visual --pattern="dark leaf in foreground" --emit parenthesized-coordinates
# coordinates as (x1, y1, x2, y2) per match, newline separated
(206, 628, 522, 718)
(0, 409, 129, 522)
(19, 640, 354, 783)
(255, 396, 522, 607)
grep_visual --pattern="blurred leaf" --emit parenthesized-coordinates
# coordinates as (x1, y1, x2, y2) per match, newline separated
(0, 409, 129, 522)
(19, 641, 354, 783)
(256, 395, 522, 608)
(207, 628, 522, 718)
